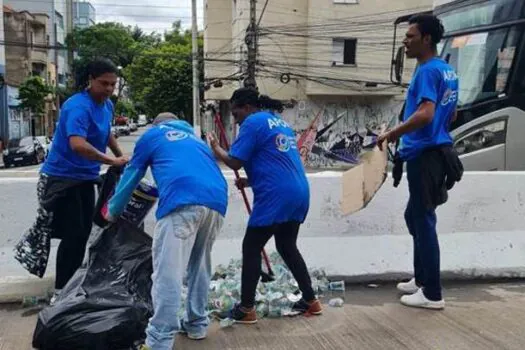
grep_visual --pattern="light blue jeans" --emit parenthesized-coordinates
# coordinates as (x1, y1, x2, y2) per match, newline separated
(145, 205, 223, 350)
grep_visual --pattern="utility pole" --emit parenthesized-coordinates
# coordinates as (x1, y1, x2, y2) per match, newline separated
(191, 0, 201, 138)
(66, 0, 74, 88)
(244, 0, 257, 89)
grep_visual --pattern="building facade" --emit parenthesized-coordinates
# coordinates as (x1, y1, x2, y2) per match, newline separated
(73, 1, 95, 29)
(4, 0, 72, 88)
(204, 0, 433, 168)
(3, 6, 55, 138)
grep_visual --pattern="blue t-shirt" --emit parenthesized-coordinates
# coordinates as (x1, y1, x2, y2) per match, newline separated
(399, 58, 459, 160)
(128, 120, 228, 219)
(41, 91, 113, 180)
(230, 111, 310, 227)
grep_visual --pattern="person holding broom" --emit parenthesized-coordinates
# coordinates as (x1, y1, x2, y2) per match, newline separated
(208, 87, 322, 324)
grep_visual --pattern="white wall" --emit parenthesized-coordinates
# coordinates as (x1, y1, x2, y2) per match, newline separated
(210, 171, 525, 281)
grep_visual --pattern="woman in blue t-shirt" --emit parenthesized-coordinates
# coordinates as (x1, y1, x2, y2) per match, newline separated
(208, 88, 322, 323)
(34, 59, 127, 303)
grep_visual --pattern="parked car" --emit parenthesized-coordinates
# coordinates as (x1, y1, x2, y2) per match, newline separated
(116, 125, 130, 136)
(2, 136, 46, 167)
(137, 115, 147, 127)
(129, 122, 138, 132)
(35, 136, 52, 158)
(111, 127, 119, 139)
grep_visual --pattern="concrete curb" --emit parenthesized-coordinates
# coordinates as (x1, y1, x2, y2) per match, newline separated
(2, 237, 525, 304)
(0, 276, 54, 303)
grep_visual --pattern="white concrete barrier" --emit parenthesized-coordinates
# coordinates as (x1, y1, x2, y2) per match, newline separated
(216, 171, 525, 281)
(2, 171, 525, 302)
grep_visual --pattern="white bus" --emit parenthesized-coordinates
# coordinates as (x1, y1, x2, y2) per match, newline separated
(392, 0, 525, 170)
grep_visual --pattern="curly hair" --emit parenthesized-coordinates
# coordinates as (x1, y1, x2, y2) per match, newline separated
(409, 14, 445, 48)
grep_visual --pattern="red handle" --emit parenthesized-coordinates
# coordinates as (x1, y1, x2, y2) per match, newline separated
(213, 113, 273, 275)
(213, 114, 253, 214)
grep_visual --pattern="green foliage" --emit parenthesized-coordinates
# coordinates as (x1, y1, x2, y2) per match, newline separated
(67, 22, 137, 68)
(115, 100, 137, 120)
(125, 22, 203, 122)
(68, 21, 203, 121)
(55, 85, 76, 107)
(18, 76, 52, 115)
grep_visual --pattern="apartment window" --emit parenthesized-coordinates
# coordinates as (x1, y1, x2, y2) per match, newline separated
(334, 0, 358, 3)
(332, 38, 357, 66)
(55, 12, 64, 29)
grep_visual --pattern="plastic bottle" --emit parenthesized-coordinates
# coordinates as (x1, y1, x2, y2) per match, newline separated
(219, 318, 235, 328)
(328, 281, 345, 292)
(328, 297, 344, 307)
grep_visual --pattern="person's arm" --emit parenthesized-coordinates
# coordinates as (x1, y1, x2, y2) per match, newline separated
(69, 136, 126, 166)
(105, 131, 154, 221)
(451, 109, 458, 123)
(207, 132, 243, 170)
(106, 166, 146, 221)
(66, 106, 127, 166)
(378, 68, 439, 149)
(108, 133, 124, 157)
(208, 120, 258, 171)
(388, 100, 435, 139)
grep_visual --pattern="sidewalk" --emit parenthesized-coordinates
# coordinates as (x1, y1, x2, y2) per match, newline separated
(2, 281, 525, 350)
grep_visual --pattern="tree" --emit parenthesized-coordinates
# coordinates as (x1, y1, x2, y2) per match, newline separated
(125, 22, 204, 122)
(67, 22, 137, 68)
(125, 44, 193, 120)
(115, 100, 138, 121)
(67, 22, 146, 102)
(18, 76, 52, 115)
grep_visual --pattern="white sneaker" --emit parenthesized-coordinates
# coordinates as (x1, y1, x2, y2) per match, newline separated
(400, 288, 445, 310)
(397, 278, 419, 294)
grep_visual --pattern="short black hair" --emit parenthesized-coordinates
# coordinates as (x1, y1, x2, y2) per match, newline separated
(230, 88, 284, 112)
(258, 94, 284, 113)
(75, 57, 119, 90)
(409, 14, 445, 47)
(230, 87, 259, 107)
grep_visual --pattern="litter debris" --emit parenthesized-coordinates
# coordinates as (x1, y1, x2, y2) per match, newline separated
(367, 283, 380, 289)
(185, 252, 342, 321)
(328, 298, 344, 308)
(328, 281, 345, 292)
(21, 295, 48, 308)
(219, 318, 236, 328)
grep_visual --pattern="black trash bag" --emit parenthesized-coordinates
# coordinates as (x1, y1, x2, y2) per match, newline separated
(93, 165, 124, 228)
(92, 165, 147, 231)
(32, 220, 153, 350)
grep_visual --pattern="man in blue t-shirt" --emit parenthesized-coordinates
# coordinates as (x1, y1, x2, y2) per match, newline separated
(208, 88, 321, 324)
(105, 112, 228, 350)
(378, 15, 459, 310)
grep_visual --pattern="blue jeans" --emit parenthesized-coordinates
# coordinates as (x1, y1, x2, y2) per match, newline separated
(145, 205, 224, 350)
(405, 157, 442, 301)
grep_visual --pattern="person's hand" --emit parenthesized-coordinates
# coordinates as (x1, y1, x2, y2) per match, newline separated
(101, 205, 117, 223)
(377, 130, 398, 151)
(235, 177, 250, 189)
(111, 156, 129, 167)
(206, 131, 219, 149)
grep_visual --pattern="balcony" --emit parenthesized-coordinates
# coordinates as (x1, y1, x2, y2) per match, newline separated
(30, 49, 48, 65)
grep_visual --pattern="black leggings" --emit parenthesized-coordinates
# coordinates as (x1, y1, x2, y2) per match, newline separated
(241, 221, 316, 308)
(53, 182, 95, 289)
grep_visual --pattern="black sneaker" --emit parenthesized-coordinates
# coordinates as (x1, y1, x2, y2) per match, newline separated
(217, 303, 257, 324)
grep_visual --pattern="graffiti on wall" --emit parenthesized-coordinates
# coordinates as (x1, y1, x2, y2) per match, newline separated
(281, 97, 403, 169)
